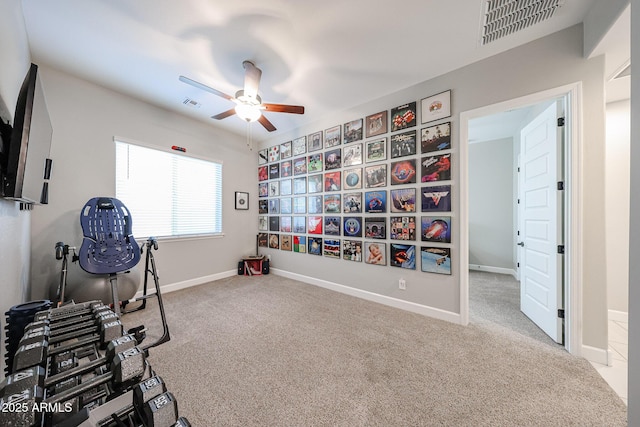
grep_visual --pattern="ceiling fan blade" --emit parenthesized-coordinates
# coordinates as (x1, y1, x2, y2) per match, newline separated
(179, 75, 235, 101)
(211, 108, 237, 120)
(242, 61, 262, 100)
(258, 115, 277, 132)
(262, 103, 305, 114)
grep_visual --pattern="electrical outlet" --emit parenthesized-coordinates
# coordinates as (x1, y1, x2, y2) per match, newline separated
(399, 279, 406, 290)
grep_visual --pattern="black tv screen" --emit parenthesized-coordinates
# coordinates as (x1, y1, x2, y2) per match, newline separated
(1, 63, 53, 204)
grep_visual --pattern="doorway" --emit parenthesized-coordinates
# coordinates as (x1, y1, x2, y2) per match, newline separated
(459, 83, 584, 356)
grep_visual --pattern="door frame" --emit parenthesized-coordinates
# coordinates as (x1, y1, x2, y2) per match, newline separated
(459, 82, 583, 355)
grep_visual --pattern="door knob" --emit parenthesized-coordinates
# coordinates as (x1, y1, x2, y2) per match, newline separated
(517, 242, 525, 247)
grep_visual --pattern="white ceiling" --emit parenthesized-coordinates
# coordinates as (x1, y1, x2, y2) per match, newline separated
(20, 0, 623, 142)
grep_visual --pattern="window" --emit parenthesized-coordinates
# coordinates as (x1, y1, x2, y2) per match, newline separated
(115, 140, 223, 238)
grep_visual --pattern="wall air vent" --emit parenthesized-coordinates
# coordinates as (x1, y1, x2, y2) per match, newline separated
(182, 98, 201, 108)
(481, 0, 564, 45)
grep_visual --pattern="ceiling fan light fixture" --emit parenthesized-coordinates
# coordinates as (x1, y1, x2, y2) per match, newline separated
(235, 103, 262, 122)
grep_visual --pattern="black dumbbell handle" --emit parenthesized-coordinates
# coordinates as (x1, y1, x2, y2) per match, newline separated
(44, 355, 107, 388)
(48, 334, 100, 357)
(44, 371, 113, 406)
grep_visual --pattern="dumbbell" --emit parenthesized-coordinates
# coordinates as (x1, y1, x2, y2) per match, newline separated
(0, 334, 137, 399)
(12, 315, 124, 371)
(0, 344, 146, 427)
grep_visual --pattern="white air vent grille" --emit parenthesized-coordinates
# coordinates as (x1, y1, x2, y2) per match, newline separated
(183, 98, 201, 108)
(481, 0, 564, 45)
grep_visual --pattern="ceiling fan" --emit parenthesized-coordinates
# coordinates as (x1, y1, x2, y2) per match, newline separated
(179, 60, 305, 132)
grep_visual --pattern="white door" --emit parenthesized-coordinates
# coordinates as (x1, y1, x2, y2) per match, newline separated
(519, 103, 563, 343)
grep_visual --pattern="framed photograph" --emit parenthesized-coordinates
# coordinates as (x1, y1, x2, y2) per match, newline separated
(390, 216, 417, 241)
(421, 247, 451, 275)
(324, 171, 341, 192)
(365, 217, 386, 239)
(343, 167, 362, 190)
(325, 125, 342, 148)
(343, 240, 363, 262)
(280, 141, 292, 159)
(293, 216, 306, 233)
(280, 178, 292, 196)
(308, 174, 323, 193)
(308, 216, 323, 234)
(258, 233, 268, 247)
(365, 242, 386, 266)
(235, 192, 249, 210)
(421, 185, 452, 212)
(269, 163, 280, 180)
(366, 111, 388, 138)
(280, 235, 292, 251)
(293, 196, 306, 214)
(390, 102, 417, 131)
(366, 138, 387, 163)
(269, 181, 280, 197)
(258, 199, 268, 214)
(324, 194, 341, 214)
(258, 166, 268, 182)
(308, 237, 323, 255)
(258, 149, 268, 165)
(390, 130, 417, 158)
(308, 153, 323, 173)
(269, 216, 280, 231)
(280, 160, 293, 178)
(324, 148, 342, 170)
(421, 216, 451, 243)
(258, 182, 268, 198)
(343, 118, 363, 144)
(294, 235, 307, 253)
(390, 159, 417, 185)
(308, 195, 323, 214)
(421, 122, 451, 153)
(421, 90, 451, 124)
(390, 188, 417, 213)
(343, 192, 362, 213)
(280, 216, 292, 233)
(421, 153, 451, 182)
(280, 197, 292, 214)
(292, 136, 307, 156)
(365, 164, 387, 188)
(258, 216, 268, 231)
(268, 145, 280, 162)
(365, 190, 387, 213)
(323, 239, 341, 258)
(292, 156, 307, 176)
(308, 131, 323, 152)
(324, 217, 341, 236)
(268, 198, 280, 214)
(269, 233, 280, 249)
(293, 177, 307, 194)
(343, 143, 362, 166)
(343, 217, 363, 238)
(390, 244, 416, 269)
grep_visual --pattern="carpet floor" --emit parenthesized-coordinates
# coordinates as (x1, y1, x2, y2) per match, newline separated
(123, 274, 627, 426)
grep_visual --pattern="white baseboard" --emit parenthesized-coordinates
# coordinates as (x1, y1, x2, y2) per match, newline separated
(608, 309, 628, 323)
(132, 269, 237, 299)
(581, 344, 612, 366)
(271, 268, 462, 325)
(469, 264, 518, 279)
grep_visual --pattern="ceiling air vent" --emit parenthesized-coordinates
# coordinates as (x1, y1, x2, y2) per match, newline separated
(481, 0, 564, 45)
(182, 98, 201, 108)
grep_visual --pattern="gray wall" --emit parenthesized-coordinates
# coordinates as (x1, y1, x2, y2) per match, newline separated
(261, 24, 609, 350)
(605, 100, 630, 314)
(28, 66, 258, 301)
(468, 138, 514, 270)
(0, 0, 32, 376)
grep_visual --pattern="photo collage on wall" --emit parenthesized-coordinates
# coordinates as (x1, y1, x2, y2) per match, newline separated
(257, 90, 453, 274)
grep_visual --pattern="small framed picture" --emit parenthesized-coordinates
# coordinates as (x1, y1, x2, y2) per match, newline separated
(421, 247, 451, 275)
(280, 141, 292, 159)
(421, 216, 451, 243)
(390, 244, 416, 269)
(343, 192, 363, 213)
(421, 90, 451, 124)
(390, 159, 417, 185)
(308, 131, 323, 152)
(343, 119, 363, 144)
(323, 239, 341, 258)
(365, 217, 386, 240)
(343, 240, 363, 262)
(366, 111, 388, 138)
(258, 149, 268, 165)
(365, 164, 387, 188)
(366, 138, 387, 163)
(343, 168, 362, 190)
(365, 242, 386, 265)
(390, 102, 417, 131)
(292, 136, 307, 156)
(343, 143, 362, 166)
(235, 191, 249, 210)
(325, 125, 342, 148)
(390, 130, 417, 158)
(324, 148, 342, 170)
(390, 216, 417, 241)
(421, 122, 451, 153)
(421, 153, 451, 183)
(268, 145, 280, 162)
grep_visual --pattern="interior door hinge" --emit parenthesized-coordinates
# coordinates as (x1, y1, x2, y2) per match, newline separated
(557, 245, 565, 254)
(558, 309, 565, 319)
(557, 117, 565, 127)
(557, 181, 564, 190)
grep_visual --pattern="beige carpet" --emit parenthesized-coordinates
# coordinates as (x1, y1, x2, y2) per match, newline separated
(124, 274, 627, 426)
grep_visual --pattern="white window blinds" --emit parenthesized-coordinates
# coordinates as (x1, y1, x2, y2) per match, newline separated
(115, 140, 223, 238)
